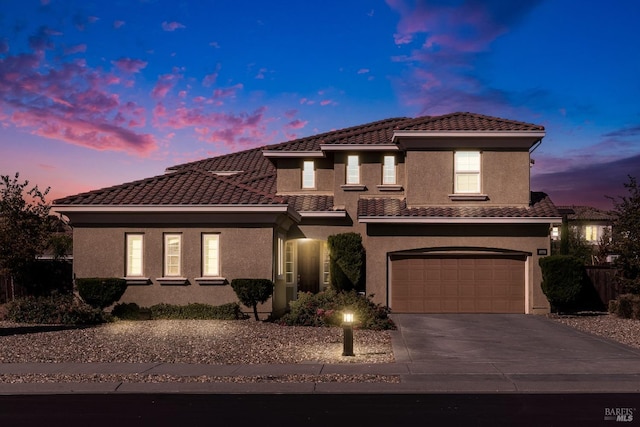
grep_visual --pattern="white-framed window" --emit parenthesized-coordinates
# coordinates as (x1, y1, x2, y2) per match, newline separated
(285, 241, 295, 284)
(202, 234, 220, 277)
(322, 242, 330, 287)
(277, 234, 285, 277)
(126, 234, 144, 277)
(382, 155, 396, 185)
(454, 151, 481, 193)
(164, 233, 182, 277)
(346, 155, 360, 184)
(302, 160, 315, 189)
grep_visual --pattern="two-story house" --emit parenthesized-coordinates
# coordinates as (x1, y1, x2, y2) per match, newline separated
(52, 112, 561, 315)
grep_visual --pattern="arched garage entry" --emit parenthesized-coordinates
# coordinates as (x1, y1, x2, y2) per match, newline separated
(389, 247, 531, 314)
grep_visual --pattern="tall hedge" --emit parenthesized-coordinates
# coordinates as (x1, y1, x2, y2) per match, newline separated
(327, 232, 365, 292)
(539, 255, 602, 312)
(230, 278, 274, 321)
(76, 277, 127, 309)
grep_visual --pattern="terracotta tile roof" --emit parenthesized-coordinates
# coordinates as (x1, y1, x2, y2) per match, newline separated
(557, 205, 615, 221)
(358, 192, 560, 219)
(397, 112, 545, 132)
(282, 195, 336, 212)
(54, 168, 284, 206)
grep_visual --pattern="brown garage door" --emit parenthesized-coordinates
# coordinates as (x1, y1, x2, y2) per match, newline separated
(391, 255, 525, 313)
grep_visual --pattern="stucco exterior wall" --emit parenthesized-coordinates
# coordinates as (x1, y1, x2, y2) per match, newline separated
(73, 226, 275, 311)
(362, 223, 552, 314)
(276, 157, 334, 193)
(405, 150, 531, 206)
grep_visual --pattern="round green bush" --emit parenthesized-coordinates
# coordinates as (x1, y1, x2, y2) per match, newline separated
(76, 277, 127, 309)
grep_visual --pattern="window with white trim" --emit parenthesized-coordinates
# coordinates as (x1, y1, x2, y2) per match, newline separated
(164, 234, 182, 277)
(285, 241, 294, 284)
(202, 234, 220, 276)
(382, 155, 396, 185)
(454, 151, 481, 193)
(277, 234, 285, 277)
(346, 155, 360, 184)
(302, 160, 315, 189)
(126, 234, 144, 277)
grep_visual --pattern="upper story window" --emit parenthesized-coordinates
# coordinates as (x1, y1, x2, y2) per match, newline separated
(126, 234, 144, 277)
(346, 155, 360, 184)
(164, 233, 182, 277)
(302, 160, 315, 189)
(454, 151, 481, 193)
(382, 155, 396, 185)
(202, 234, 220, 277)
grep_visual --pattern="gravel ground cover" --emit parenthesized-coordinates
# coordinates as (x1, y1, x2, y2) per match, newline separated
(548, 312, 640, 349)
(0, 319, 396, 383)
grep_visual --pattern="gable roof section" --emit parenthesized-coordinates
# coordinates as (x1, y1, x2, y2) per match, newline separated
(397, 112, 544, 132)
(54, 168, 283, 206)
(358, 192, 560, 223)
(557, 205, 615, 222)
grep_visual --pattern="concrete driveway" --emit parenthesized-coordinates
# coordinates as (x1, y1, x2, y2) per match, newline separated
(388, 314, 640, 392)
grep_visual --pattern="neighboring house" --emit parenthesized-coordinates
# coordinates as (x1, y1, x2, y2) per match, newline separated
(552, 205, 615, 245)
(52, 112, 561, 315)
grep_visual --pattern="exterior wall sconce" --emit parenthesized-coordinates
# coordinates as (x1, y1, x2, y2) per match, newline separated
(342, 311, 355, 356)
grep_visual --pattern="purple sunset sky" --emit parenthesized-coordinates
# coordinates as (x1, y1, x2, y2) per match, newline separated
(1, 0, 639, 210)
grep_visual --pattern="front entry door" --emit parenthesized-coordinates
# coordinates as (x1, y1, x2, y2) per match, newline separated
(297, 240, 320, 293)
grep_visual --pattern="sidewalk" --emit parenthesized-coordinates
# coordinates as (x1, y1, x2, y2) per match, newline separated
(2, 358, 640, 394)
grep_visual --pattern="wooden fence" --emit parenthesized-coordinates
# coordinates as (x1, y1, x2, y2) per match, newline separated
(0, 274, 27, 304)
(585, 266, 621, 306)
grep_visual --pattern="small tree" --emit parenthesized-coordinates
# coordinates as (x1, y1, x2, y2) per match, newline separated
(230, 278, 274, 321)
(0, 173, 52, 292)
(327, 232, 365, 292)
(609, 175, 640, 294)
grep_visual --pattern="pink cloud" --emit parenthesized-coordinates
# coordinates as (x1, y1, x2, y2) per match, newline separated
(154, 103, 271, 149)
(162, 21, 186, 32)
(64, 44, 87, 55)
(386, 0, 541, 115)
(284, 109, 298, 119)
(202, 72, 218, 87)
(0, 47, 157, 156)
(320, 99, 335, 106)
(113, 20, 125, 29)
(112, 57, 148, 74)
(285, 119, 308, 130)
(357, 68, 370, 74)
(151, 73, 180, 99)
(213, 83, 243, 101)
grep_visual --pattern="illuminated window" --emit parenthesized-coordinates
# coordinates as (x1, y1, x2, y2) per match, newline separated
(382, 155, 396, 185)
(455, 151, 481, 193)
(126, 234, 144, 276)
(202, 234, 220, 276)
(302, 160, 315, 189)
(585, 226, 598, 242)
(322, 242, 330, 286)
(346, 155, 360, 184)
(164, 234, 182, 277)
(277, 234, 285, 277)
(285, 241, 294, 284)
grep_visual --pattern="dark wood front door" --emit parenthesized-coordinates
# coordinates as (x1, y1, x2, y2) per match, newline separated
(297, 240, 320, 293)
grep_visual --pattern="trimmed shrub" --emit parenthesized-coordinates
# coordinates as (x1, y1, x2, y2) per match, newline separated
(76, 277, 127, 309)
(5, 294, 106, 325)
(148, 302, 244, 320)
(611, 294, 640, 319)
(539, 255, 602, 312)
(111, 302, 143, 320)
(327, 232, 365, 292)
(231, 278, 274, 321)
(278, 289, 396, 330)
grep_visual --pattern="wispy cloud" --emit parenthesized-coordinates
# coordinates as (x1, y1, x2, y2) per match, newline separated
(386, 0, 542, 115)
(161, 21, 186, 32)
(0, 36, 157, 155)
(113, 20, 125, 29)
(112, 57, 148, 74)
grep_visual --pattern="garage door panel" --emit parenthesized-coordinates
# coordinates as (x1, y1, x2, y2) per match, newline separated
(392, 254, 525, 314)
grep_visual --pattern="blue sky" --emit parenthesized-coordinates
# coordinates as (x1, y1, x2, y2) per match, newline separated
(1, 0, 639, 209)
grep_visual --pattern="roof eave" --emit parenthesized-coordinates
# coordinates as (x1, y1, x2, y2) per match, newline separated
(319, 144, 399, 151)
(359, 216, 562, 224)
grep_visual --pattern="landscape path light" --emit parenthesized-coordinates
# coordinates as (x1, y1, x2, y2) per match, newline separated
(342, 311, 355, 357)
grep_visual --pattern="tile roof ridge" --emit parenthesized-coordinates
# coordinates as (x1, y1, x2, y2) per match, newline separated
(53, 168, 196, 204)
(197, 169, 284, 203)
(166, 145, 268, 171)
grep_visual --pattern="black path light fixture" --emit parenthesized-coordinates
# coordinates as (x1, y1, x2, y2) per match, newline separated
(342, 310, 355, 357)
